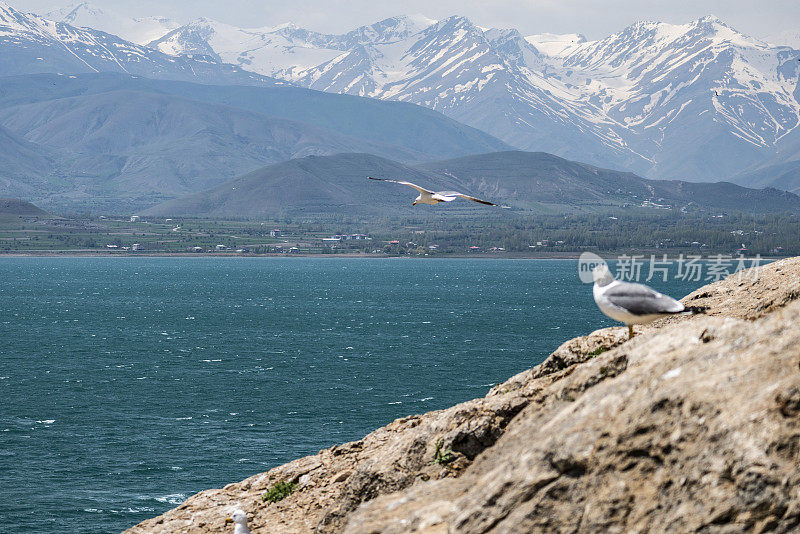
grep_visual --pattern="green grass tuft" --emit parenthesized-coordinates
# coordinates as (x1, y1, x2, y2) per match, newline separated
(263, 480, 298, 503)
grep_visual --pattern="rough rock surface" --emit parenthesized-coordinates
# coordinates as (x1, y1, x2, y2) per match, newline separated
(126, 257, 800, 534)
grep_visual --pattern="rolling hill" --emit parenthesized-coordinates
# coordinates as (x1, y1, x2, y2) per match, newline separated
(142, 151, 800, 218)
(0, 197, 50, 216)
(731, 161, 800, 194)
(0, 73, 509, 210)
(0, 124, 56, 196)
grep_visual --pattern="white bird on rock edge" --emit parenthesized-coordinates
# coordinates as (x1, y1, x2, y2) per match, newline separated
(367, 176, 500, 206)
(225, 509, 251, 534)
(592, 263, 708, 339)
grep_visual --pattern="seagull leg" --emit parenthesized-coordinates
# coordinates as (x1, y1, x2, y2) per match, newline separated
(628, 325, 634, 339)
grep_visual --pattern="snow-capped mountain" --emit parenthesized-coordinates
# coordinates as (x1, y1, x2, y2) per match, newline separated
(146, 13, 800, 182)
(0, 1, 279, 86)
(148, 14, 438, 81)
(6, 3, 800, 184)
(150, 18, 343, 79)
(45, 2, 179, 44)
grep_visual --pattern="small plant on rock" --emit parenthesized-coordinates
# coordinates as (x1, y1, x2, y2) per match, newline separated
(263, 480, 298, 503)
(433, 439, 455, 465)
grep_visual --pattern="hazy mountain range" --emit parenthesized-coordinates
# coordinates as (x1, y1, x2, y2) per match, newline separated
(139, 10, 800, 186)
(2, 1, 800, 214)
(30, 2, 800, 190)
(143, 151, 800, 219)
(0, 72, 507, 211)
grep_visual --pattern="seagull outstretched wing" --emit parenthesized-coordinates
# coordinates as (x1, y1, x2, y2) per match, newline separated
(434, 191, 498, 206)
(368, 177, 498, 206)
(367, 176, 433, 195)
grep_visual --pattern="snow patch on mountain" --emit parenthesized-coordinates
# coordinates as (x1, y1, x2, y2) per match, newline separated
(44, 2, 179, 44)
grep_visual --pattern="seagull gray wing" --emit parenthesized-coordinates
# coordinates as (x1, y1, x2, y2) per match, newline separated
(603, 282, 685, 316)
(368, 177, 433, 195)
(433, 190, 498, 206)
(455, 193, 498, 206)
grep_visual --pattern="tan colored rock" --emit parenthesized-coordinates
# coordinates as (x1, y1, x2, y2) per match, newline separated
(126, 257, 800, 534)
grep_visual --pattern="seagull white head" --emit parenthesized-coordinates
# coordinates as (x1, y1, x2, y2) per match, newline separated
(592, 263, 615, 286)
(225, 509, 250, 534)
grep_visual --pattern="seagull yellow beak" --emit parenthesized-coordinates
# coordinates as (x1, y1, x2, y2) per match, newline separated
(225, 517, 233, 524)
(412, 201, 417, 205)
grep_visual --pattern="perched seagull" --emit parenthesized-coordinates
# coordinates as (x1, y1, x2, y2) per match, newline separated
(592, 264, 707, 339)
(225, 509, 251, 534)
(367, 177, 498, 206)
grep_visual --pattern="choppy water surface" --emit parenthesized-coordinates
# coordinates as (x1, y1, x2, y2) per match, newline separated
(0, 257, 706, 533)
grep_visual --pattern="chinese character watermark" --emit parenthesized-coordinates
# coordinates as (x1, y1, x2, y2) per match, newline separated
(578, 253, 764, 284)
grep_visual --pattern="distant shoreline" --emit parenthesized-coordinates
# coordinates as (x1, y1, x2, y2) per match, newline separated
(0, 251, 584, 259)
(0, 251, 781, 261)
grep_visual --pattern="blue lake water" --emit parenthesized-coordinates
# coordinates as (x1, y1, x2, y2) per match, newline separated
(0, 257, 707, 533)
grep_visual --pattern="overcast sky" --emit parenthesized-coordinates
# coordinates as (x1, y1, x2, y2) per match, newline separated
(11, 0, 800, 40)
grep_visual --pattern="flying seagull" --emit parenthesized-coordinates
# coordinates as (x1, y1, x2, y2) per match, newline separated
(592, 264, 707, 339)
(367, 177, 498, 206)
(225, 509, 251, 534)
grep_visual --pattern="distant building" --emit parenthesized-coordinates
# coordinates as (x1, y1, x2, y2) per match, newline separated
(130, 215, 139, 222)
(105, 244, 118, 249)
(324, 234, 371, 242)
(388, 240, 400, 245)
(641, 200, 671, 209)
(215, 244, 227, 250)
(288, 247, 300, 253)
(469, 246, 480, 252)
(270, 229, 281, 237)
(131, 243, 141, 251)
(191, 247, 203, 253)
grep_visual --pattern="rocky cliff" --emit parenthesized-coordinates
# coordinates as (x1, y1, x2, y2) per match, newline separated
(127, 257, 800, 533)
